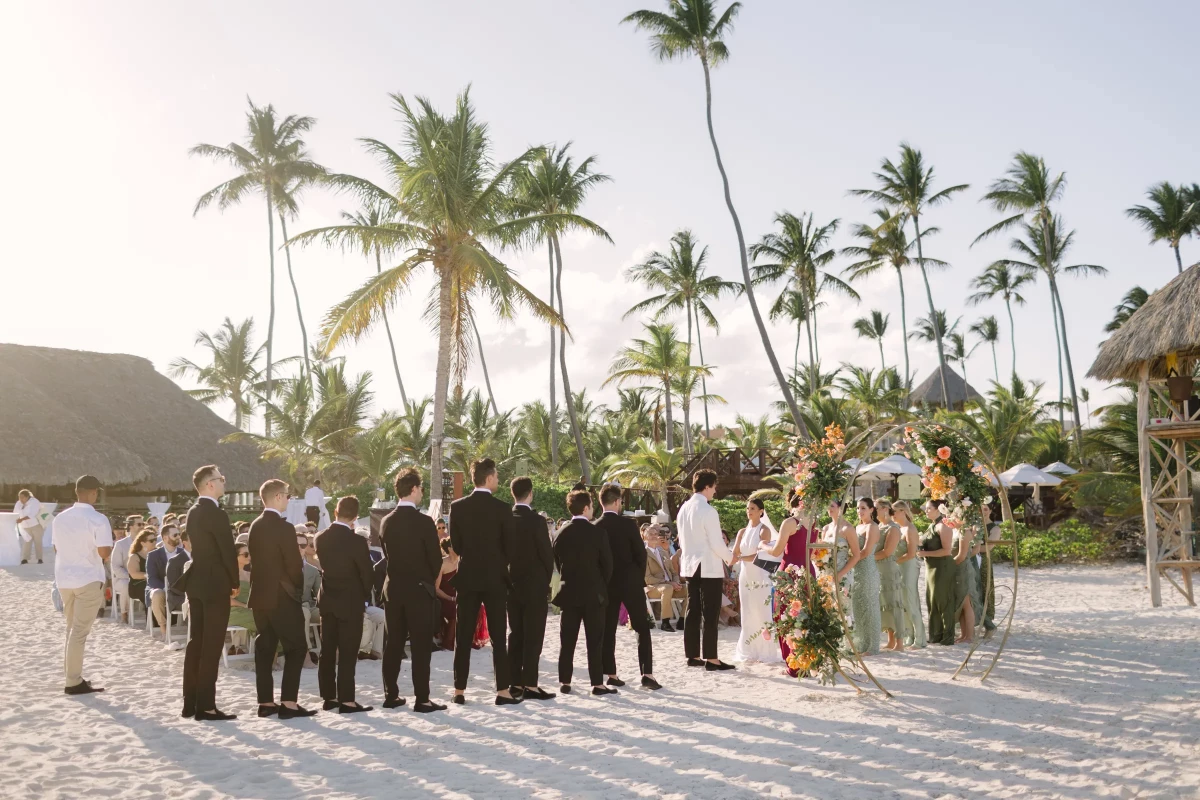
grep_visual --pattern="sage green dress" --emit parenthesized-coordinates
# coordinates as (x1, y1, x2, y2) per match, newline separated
(921, 525, 956, 646)
(851, 526, 881, 655)
(897, 529, 927, 647)
(966, 530, 984, 623)
(877, 521, 904, 636)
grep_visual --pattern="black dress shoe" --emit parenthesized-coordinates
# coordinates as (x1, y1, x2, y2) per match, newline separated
(508, 686, 524, 699)
(38, 559, 43, 564)
(382, 696, 407, 709)
(687, 658, 706, 667)
(659, 620, 675, 632)
(641, 676, 663, 690)
(322, 700, 339, 711)
(496, 694, 523, 706)
(339, 703, 372, 713)
(181, 702, 195, 719)
(592, 686, 618, 696)
(414, 700, 446, 713)
(705, 660, 736, 671)
(278, 705, 318, 719)
(606, 677, 626, 687)
(560, 684, 572, 694)
(452, 694, 465, 705)
(20, 560, 27, 565)
(523, 687, 556, 700)
(64, 680, 105, 695)
(258, 704, 280, 717)
(195, 709, 237, 721)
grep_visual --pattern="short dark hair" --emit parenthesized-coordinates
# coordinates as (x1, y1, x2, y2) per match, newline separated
(179, 529, 189, 542)
(336, 496, 360, 520)
(693, 469, 718, 493)
(192, 465, 219, 490)
(394, 468, 422, 499)
(76, 474, 102, 492)
(440, 537, 453, 555)
(567, 489, 592, 517)
(747, 497, 765, 512)
(260, 479, 289, 504)
(599, 483, 623, 507)
(471, 458, 497, 486)
(510, 476, 533, 502)
(312, 479, 321, 487)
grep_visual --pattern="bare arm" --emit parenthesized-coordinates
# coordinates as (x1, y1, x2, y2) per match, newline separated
(954, 530, 972, 563)
(765, 517, 798, 558)
(895, 527, 919, 564)
(877, 524, 900, 560)
(836, 525, 860, 583)
(127, 552, 146, 578)
(918, 524, 954, 558)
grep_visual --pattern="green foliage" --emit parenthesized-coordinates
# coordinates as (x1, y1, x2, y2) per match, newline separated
(991, 519, 1113, 567)
(492, 478, 570, 521)
(711, 497, 787, 534)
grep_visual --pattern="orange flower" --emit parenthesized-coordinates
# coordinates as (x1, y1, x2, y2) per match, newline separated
(936, 446, 952, 461)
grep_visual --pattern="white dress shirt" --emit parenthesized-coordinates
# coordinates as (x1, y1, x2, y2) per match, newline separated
(304, 486, 326, 507)
(676, 493, 732, 579)
(111, 536, 133, 583)
(14, 497, 41, 530)
(52, 502, 114, 589)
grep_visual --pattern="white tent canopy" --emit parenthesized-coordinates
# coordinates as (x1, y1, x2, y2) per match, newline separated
(998, 463, 1063, 487)
(860, 454, 923, 477)
(1043, 461, 1079, 476)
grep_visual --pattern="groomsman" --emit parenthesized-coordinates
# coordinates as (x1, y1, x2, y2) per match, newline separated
(449, 459, 520, 706)
(248, 480, 317, 719)
(181, 465, 239, 720)
(596, 484, 660, 690)
(552, 490, 614, 696)
(380, 468, 446, 713)
(506, 476, 555, 700)
(315, 496, 374, 713)
(677, 469, 735, 671)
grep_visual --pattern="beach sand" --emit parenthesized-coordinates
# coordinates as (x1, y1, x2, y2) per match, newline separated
(2, 561, 1198, 799)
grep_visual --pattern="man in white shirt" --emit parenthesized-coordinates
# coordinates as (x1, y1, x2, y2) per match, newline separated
(304, 480, 326, 527)
(14, 489, 44, 564)
(675, 469, 735, 671)
(52, 475, 114, 694)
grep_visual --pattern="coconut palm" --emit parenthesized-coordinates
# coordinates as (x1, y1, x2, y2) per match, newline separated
(394, 397, 433, 465)
(287, 89, 564, 502)
(669, 368, 726, 456)
(622, 0, 804, 431)
(169, 317, 268, 431)
(325, 413, 406, 489)
(1105, 286, 1150, 333)
(722, 414, 780, 450)
(624, 229, 741, 439)
(969, 316, 1001, 384)
(1125, 181, 1199, 275)
(967, 261, 1034, 379)
(850, 144, 969, 406)
(909, 310, 960, 346)
(949, 378, 1046, 471)
(606, 437, 686, 512)
(445, 389, 514, 477)
(511, 144, 612, 482)
(603, 323, 707, 450)
(947, 332, 979, 387)
(836, 365, 905, 427)
(190, 100, 326, 417)
(767, 288, 821, 375)
(852, 310, 890, 373)
(467, 311, 499, 415)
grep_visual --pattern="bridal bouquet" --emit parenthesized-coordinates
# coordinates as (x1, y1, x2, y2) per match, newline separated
(901, 425, 992, 527)
(790, 424, 851, 512)
(765, 562, 849, 685)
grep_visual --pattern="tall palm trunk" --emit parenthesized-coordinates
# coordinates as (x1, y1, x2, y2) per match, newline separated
(1050, 277, 1085, 456)
(810, 298, 821, 365)
(1050, 282, 1064, 427)
(662, 378, 675, 449)
(800, 284, 816, 379)
(277, 216, 312, 382)
(430, 271, 453, 503)
(877, 338, 886, 374)
(793, 325, 801, 375)
(1174, 242, 1183, 275)
(895, 267, 911, 390)
(264, 191, 277, 435)
(375, 249, 408, 405)
(692, 303, 712, 440)
(547, 241, 559, 472)
(912, 215, 950, 406)
(990, 341, 999, 383)
(470, 312, 499, 415)
(681, 393, 694, 456)
(554, 236, 591, 483)
(1005, 296, 1018, 380)
(699, 53, 804, 434)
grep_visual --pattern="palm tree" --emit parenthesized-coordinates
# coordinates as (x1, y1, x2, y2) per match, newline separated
(909, 310, 960, 346)
(287, 89, 564, 502)
(967, 261, 1033, 379)
(949, 378, 1046, 471)
(623, 0, 804, 431)
(607, 438, 686, 512)
(275, 173, 325, 384)
(969, 316, 1001, 384)
(325, 414, 406, 489)
(190, 99, 325, 419)
(842, 209, 946, 389)
(722, 414, 781, 450)
(511, 144, 612, 483)
(395, 397, 433, 465)
(1126, 181, 1199, 275)
(767, 288, 818, 375)
(852, 310, 890, 373)
(947, 331, 979, 387)
(169, 317, 266, 430)
(851, 144, 969, 406)
(750, 212, 852, 377)
(669, 368, 726, 456)
(468, 311, 499, 416)
(1105, 286, 1150, 333)
(836, 365, 905, 428)
(603, 323, 706, 450)
(625, 229, 741, 439)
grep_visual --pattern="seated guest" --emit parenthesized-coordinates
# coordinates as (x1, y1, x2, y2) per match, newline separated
(356, 527, 386, 659)
(165, 530, 191, 617)
(126, 529, 157, 615)
(298, 532, 322, 665)
(146, 523, 183, 633)
(111, 516, 142, 621)
(435, 517, 448, 541)
(645, 527, 685, 632)
(364, 528, 384, 564)
(227, 543, 256, 650)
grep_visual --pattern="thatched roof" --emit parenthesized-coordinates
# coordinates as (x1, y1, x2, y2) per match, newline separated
(0, 343, 275, 491)
(909, 364, 983, 407)
(1088, 262, 1200, 381)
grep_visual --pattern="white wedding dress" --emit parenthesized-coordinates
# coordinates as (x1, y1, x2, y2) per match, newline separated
(733, 522, 783, 663)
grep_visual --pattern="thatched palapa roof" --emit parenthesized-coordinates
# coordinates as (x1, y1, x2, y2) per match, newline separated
(909, 364, 983, 407)
(0, 343, 275, 491)
(1088, 262, 1200, 381)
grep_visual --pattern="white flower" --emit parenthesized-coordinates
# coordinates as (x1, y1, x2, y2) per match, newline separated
(982, 495, 993, 504)
(938, 504, 949, 515)
(925, 458, 936, 467)
(962, 497, 972, 507)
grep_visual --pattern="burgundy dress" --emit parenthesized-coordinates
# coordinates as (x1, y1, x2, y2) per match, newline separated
(777, 524, 817, 674)
(438, 568, 490, 650)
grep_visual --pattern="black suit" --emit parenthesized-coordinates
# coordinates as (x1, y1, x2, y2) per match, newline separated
(315, 522, 374, 704)
(449, 489, 516, 692)
(381, 505, 442, 703)
(552, 517, 612, 686)
(596, 511, 653, 677)
(248, 509, 307, 704)
(182, 497, 238, 711)
(507, 504, 554, 687)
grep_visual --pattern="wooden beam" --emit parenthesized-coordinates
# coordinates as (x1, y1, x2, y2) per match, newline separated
(1139, 366, 1162, 607)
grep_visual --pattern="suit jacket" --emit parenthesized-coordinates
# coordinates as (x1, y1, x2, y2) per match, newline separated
(380, 505, 441, 602)
(182, 497, 238, 602)
(145, 545, 174, 591)
(372, 556, 388, 608)
(677, 493, 732, 579)
(301, 561, 321, 608)
(594, 511, 646, 593)
(165, 549, 191, 610)
(551, 518, 612, 610)
(645, 547, 676, 586)
(315, 522, 374, 619)
(509, 504, 554, 602)
(448, 490, 516, 592)
(247, 510, 304, 612)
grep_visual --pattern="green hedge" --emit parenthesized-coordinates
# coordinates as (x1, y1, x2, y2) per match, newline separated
(493, 478, 570, 521)
(991, 519, 1113, 567)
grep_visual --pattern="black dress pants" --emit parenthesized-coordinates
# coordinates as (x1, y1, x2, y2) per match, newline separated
(382, 591, 435, 702)
(183, 596, 230, 711)
(684, 570, 724, 660)
(319, 610, 364, 703)
(453, 588, 510, 691)
(252, 597, 307, 703)
(507, 593, 548, 687)
(558, 604, 604, 686)
(602, 583, 653, 676)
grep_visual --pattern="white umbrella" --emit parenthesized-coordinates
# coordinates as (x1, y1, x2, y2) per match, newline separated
(1042, 461, 1078, 476)
(843, 457, 872, 483)
(998, 463, 1063, 487)
(860, 453, 923, 477)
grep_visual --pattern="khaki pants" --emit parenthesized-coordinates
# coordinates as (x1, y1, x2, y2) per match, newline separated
(646, 584, 686, 620)
(150, 588, 167, 630)
(60, 581, 104, 688)
(360, 605, 386, 655)
(20, 525, 45, 562)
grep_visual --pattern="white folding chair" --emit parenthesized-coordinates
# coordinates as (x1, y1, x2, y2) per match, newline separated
(128, 597, 146, 628)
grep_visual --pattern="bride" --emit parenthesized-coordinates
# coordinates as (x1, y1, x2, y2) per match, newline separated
(730, 498, 782, 663)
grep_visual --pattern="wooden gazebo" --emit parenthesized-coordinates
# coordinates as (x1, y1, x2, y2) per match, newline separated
(1088, 263, 1200, 606)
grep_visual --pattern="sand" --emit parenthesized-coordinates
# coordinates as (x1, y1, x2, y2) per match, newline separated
(2, 560, 1198, 799)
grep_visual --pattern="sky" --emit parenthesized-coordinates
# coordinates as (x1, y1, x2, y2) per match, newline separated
(3, 1, 1197, 431)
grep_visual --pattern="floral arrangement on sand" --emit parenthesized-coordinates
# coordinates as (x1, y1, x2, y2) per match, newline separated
(764, 564, 850, 684)
(900, 424, 992, 527)
(790, 424, 851, 512)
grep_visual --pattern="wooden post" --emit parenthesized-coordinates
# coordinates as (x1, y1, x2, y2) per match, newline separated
(1138, 364, 1161, 607)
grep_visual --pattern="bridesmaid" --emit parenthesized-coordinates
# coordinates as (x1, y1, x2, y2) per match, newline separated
(851, 498, 882, 656)
(916, 500, 957, 646)
(953, 523, 976, 644)
(892, 501, 926, 648)
(980, 501, 1002, 632)
(824, 500, 860, 587)
(768, 490, 818, 675)
(873, 500, 904, 652)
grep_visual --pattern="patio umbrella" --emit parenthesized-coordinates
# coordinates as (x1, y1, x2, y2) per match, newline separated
(1042, 461, 1078, 476)
(997, 463, 1063, 487)
(860, 453, 923, 477)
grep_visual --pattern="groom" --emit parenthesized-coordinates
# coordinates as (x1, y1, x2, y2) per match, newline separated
(677, 469, 735, 671)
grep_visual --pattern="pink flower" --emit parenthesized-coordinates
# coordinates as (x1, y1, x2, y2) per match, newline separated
(937, 446, 952, 461)
(789, 600, 803, 618)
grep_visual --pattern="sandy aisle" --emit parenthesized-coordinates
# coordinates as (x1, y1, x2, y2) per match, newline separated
(2, 560, 1198, 799)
